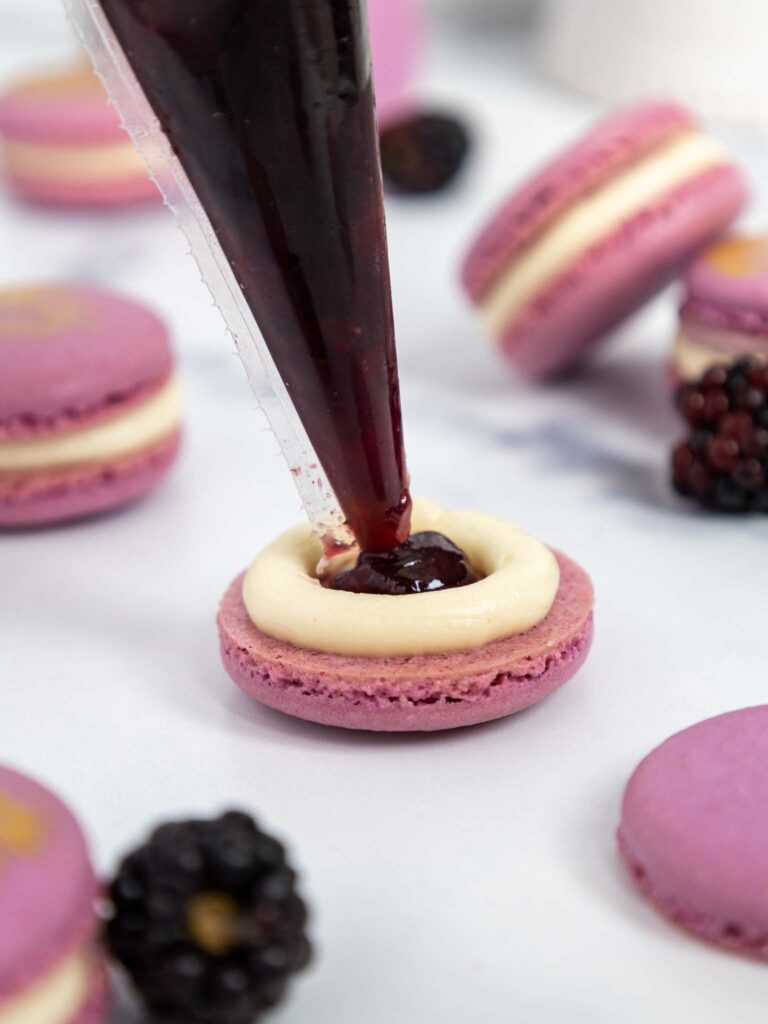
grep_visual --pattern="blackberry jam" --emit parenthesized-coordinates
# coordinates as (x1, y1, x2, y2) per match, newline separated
(97, 0, 410, 551)
(333, 531, 478, 595)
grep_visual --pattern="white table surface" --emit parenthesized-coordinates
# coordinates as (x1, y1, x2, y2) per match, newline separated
(1, 4, 767, 1022)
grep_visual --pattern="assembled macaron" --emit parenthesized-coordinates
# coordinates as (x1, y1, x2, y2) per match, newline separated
(674, 234, 768, 383)
(462, 101, 748, 377)
(618, 706, 768, 960)
(0, 764, 107, 1024)
(0, 284, 182, 527)
(218, 499, 594, 732)
(0, 62, 157, 207)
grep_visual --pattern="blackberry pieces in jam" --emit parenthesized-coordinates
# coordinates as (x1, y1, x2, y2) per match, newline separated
(106, 811, 311, 1024)
(333, 530, 478, 595)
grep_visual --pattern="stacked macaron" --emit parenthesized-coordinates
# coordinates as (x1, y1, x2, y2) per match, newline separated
(0, 765, 107, 1024)
(0, 284, 182, 527)
(674, 235, 768, 383)
(619, 706, 768, 960)
(0, 62, 157, 207)
(462, 101, 748, 377)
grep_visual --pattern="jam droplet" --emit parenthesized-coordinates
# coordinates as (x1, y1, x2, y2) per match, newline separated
(332, 531, 478, 596)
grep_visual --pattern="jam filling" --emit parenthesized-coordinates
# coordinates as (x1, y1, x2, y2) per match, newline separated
(332, 530, 478, 596)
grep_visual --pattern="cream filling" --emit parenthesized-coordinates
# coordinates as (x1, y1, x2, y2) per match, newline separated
(482, 132, 729, 336)
(0, 377, 182, 471)
(3, 138, 147, 185)
(0, 949, 91, 1024)
(674, 331, 732, 381)
(243, 498, 560, 657)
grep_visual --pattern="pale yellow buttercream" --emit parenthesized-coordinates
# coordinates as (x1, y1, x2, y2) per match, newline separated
(243, 499, 560, 657)
(0, 949, 91, 1024)
(674, 331, 732, 381)
(4, 138, 146, 185)
(482, 132, 729, 337)
(0, 377, 182, 472)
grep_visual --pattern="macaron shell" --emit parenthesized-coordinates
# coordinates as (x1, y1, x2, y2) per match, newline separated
(0, 285, 172, 438)
(0, 429, 181, 528)
(685, 236, 768, 323)
(462, 100, 695, 302)
(368, 0, 422, 121)
(500, 163, 747, 377)
(218, 551, 594, 732)
(618, 706, 768, 959)
(0, 66, 126, 144)
(71, 959, 109, 1024)
(0, 766, 97, 998)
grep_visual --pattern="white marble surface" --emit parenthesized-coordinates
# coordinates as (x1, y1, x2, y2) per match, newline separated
(1, 4, 768, 1023)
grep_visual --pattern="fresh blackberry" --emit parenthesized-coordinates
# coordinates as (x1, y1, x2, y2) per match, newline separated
(106, 811, 311, 1024)
(380, 112, 470, 194)
(672, 358, 768, 513)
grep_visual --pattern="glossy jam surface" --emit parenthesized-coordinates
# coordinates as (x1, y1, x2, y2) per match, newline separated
(332, 530, 478, 595)
(98, 0, 410, 551)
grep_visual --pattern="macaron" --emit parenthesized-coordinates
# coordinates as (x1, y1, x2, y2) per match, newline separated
(0, 764, 107, 1024)
(462, 100, 748, 378)
(368, 0, 422, 122)
(217, 501, 594, 732)
(618, 706, 768, 959)
(0, 62, 157, 207)
(0, 284, 182, 527)
(674, 235, 768, 383)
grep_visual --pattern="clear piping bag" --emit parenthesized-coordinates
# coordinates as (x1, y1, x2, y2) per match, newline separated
(61, 0, 353, 550)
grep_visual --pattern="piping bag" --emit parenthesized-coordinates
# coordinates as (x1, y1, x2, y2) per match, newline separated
(62, 0, 412, 556)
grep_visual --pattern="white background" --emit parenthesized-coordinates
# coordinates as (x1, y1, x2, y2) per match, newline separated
(1, 3, 767, 1022)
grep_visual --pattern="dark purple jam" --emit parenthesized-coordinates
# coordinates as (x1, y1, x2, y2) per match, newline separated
(332, 531, 478, 596)
(97, 0, 410, 552)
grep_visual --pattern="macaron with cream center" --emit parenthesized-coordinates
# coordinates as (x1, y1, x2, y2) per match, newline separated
(0, 765, 107, 1024)
(462, 100, 748, 377)
(218, 499, 594, 731)
(0, 284, 182, 527)
(674, 235, 768, 382)
(0, 62, 158, 207)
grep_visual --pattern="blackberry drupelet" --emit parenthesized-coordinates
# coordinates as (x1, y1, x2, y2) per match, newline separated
(380, 112, 470, 194)
(672, 359, 768, 512)
(106, 811, 311, 1024)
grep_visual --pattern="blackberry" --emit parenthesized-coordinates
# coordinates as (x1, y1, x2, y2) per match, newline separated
(672, 358, 768, 513)
(380, 112, 470, 194)
(106, 812, 311, 1024)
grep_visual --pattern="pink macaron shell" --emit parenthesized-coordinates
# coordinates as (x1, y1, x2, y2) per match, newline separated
(368, 0, 423, 122)
(618, 706, 768, 960)
(0, 285, 172, 439)
(0, 68, 126, 145)
(0, 766, 98, 999)
(70, 959, 110, 1024)
(499, 163, 747, 378)
(218, 551, 594, 732)
(4, 168, 160, 208)
(0, 429, 181, 528)
(462, 100, 695, 303)
(685, 239, 768, 326)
